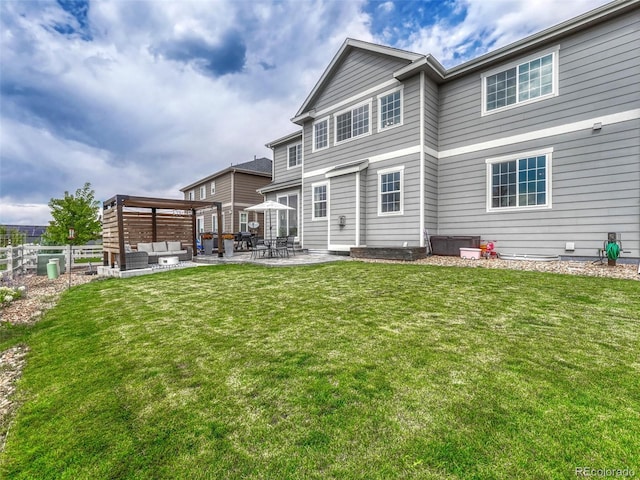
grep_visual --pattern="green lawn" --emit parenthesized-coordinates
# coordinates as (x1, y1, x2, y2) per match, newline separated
(1, 262, 639, 479)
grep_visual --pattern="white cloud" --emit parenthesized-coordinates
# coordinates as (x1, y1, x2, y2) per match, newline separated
(0, 202, 52, 226)
(0, 0, 613, 226)
(379, 2, 395, 14)
(398, 0, 612, 66)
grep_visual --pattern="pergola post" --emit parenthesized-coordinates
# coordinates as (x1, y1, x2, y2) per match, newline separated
(191, 211, 197, 256)
(214, 202, 223, 258)
(151, 208, 158, 242)
(116, 196, 126, 270)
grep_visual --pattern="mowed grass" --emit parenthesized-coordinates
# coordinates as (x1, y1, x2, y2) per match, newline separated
(1, 262, 639, 479)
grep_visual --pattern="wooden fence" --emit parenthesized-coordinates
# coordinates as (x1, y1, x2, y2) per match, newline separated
(0, 244, 103, 280)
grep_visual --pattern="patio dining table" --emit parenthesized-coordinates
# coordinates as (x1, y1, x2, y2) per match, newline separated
(252, 237, 288, 259)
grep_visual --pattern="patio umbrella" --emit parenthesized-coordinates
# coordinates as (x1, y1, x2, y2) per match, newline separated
(246, 200, 294, 243)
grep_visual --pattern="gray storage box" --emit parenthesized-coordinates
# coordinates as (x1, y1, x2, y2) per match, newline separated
(430, 236, 481, 256)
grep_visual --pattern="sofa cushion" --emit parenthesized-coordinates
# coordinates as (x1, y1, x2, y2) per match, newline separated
(152, 241, 168, 252)
(138, 242, 153, 253)
(147, 250, 186, 256)
(167, 241, 182, 251)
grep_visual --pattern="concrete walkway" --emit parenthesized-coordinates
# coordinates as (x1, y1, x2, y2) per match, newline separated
(193, 251, 352, 267)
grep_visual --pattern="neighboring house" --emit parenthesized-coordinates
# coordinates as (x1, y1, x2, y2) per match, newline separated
(263, 0, 640, 259)
(0, 225, 47, 244)
(180, 157, 273, 236)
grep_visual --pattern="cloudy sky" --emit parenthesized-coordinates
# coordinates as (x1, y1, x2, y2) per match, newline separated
(0, 0, 611, 225)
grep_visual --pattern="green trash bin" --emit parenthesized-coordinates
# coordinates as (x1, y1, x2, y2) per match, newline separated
(37, 254, 66, 275)
(47, 259, 59, 279)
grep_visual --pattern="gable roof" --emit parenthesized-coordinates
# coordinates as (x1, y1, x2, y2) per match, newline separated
(293, 38, 426, 122)
(265, 130, 302, 149)
(232, 157, 273, 174)
(180, 157, 272, 192)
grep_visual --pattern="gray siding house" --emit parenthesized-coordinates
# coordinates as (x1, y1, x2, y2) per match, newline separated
(263, 0, 639, 259)
(181, 157, 272, 236)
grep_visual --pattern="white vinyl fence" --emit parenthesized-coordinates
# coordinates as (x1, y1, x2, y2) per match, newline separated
(0, 244, 103, 280)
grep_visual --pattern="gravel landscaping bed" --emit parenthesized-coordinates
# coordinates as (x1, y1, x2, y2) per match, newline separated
(360, 255, 640, 281)
(1, 272, 98, 452)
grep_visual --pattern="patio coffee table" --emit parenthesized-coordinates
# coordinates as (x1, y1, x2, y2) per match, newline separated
(158, 256, 180, 266)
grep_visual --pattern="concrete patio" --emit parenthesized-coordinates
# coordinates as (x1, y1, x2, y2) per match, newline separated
(97, 251, 351, 278)
(193, 250, 351, 267)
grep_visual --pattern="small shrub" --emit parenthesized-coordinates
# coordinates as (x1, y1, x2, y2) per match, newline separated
(0, 285, 26, 306)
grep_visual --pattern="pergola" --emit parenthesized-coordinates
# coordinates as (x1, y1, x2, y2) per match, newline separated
(102, 195, 222, 270)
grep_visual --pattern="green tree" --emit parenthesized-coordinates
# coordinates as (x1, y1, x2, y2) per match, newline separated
(43, 183, 101, 245)
(0, 226, 26, 247)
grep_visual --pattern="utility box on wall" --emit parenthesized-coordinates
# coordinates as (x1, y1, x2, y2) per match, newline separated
(430, 236, 481, 256)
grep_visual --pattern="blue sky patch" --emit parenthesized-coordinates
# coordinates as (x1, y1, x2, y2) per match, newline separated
(54, 0, 92, 40)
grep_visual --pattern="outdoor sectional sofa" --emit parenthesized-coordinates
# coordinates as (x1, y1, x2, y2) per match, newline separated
(135, 241, 193, 264)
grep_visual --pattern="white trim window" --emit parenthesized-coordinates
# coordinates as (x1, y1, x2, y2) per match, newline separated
(288, 143, 302, 168)
(378, 166, 404, 215)
(188, 190, 195, 201)
(239, 212, 248, 232)
(312, 182, 328, 220)
(196, 216, 205, 233)
(211, 214, 218, 233)
(486, 148, 553, 211)
(378, 86, 403, 130)
(313, 117, 329, 152)
(277, 193, 299, 237)
(210, 181, 216, 195)
(200, 185, 206, 200)
(334, 100, 371, 144)
(482, 48, 559, 115)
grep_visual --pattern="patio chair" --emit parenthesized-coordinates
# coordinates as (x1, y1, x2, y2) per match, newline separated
(250, 236, 268, 259)
(286, 235, 296, 256)
(275, 237, 289, 258)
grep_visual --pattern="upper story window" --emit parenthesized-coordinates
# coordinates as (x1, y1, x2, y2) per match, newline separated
(312, 182, 328, 220)
(378, 87, 403, 130)
(482, 48, 558, 115)
(239, 212, 248, 232)
(486, 148, 552, 211)
(335, 101, 370, 144)
(210, 181, 216, 195)
(199, 186, 206, 200)
(188, 190, 195, 201)
(288, 143, 302, 168)
(313, 117, 329, 152)
(378, 166, 403, 215)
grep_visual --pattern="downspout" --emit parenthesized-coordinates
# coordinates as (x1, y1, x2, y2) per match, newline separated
(300, 128, 304, 248)
(269, 145, 275, 241)
(355, 171, 360, 246)
(419, 71, 425, 247)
